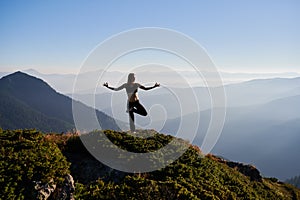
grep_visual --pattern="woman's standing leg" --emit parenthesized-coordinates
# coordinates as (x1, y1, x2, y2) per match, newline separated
(128, 101, 135, 132)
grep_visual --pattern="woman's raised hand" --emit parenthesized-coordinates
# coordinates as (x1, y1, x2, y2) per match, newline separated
(103, 82, 108, 87)
(154, 83, 160, 87)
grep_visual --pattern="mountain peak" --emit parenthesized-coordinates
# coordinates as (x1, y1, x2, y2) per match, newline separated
(3, 70, 28, 78)
(0, 71, 55, 95)
(3, 70, 40, 79)
(2, 70, 43, 82)
(6, 70, 32, 76)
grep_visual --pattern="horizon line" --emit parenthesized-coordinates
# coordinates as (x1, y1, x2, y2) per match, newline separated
(1, 67, 300, 76)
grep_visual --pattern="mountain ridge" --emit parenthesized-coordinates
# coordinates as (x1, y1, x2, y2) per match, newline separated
(0, 71, 120, 132)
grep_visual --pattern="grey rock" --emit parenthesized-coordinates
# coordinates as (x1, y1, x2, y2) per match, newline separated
(34, 178, 56, 200)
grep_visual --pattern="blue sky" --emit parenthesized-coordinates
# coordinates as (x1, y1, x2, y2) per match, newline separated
(0, 0, 299, 74)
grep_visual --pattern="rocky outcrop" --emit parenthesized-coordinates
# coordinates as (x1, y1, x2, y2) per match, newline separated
(34, 174, 75, 200)
(34, 179, 56, 200)
(225, 161, 262, 182)
(207, 154, 262, 182)
(53, 174, 75, 200)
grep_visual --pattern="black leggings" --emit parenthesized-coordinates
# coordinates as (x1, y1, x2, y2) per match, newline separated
(128, 100, 147, 132)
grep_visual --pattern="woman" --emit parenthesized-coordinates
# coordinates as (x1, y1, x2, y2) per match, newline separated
(103, 73, 160, 132)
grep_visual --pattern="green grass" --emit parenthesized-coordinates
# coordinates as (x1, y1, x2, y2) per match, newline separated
(1, 129, 300, 200)
(0, 129, 70, 199)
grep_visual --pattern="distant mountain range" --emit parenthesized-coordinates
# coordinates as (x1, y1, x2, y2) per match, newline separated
(151, 95, 300, 180)
(1, 69, 299, 94)
(0, 71, 120, 132)
(211, 95, 300, 180)
(286, 175, 300, 188)
(72, 76, 300, 116)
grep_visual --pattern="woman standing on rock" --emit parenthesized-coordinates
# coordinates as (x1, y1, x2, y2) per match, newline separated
(103, 73, 160, 132)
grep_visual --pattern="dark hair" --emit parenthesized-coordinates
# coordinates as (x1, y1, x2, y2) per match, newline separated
(127, 73, 135, 83)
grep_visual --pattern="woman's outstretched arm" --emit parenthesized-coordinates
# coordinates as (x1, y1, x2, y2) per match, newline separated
(139, 83, 160, 90)
(103, 82, 126, 91)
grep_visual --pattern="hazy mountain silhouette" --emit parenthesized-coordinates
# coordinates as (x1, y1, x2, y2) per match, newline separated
(72, 77, 300, 123)
(165, 96, 300, 180)
(0, 71, 120, 132)
(2, 69, 298, 95)
(224, 77, 300, 107)
(286, 175, 300, 188)
(212, 96, 300, 180)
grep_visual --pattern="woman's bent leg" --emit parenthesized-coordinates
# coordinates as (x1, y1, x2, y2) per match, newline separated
(133, 101, 147, 116)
